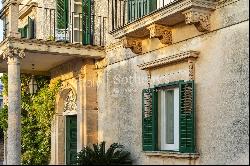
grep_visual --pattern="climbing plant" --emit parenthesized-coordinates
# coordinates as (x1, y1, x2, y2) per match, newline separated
(0, 74, 61, 165)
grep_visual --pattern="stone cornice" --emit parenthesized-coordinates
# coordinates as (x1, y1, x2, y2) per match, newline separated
(138, 51, 199, 70)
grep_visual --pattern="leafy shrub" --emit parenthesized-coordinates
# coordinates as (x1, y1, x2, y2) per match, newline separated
(0, 74, 61, 165)
(75, 141, 132, 165)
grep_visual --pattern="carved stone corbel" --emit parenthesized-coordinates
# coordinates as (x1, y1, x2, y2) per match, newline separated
(183, 8, 211, 32)
(122, 37, 143, 54)
(147, 24, 172, 45)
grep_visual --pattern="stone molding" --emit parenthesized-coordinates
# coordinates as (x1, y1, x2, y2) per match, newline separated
(138, 51, 199, 80)
(183, 8, 211, 32)
(147, 24, 172, 45)
(122, 37, 143, 54)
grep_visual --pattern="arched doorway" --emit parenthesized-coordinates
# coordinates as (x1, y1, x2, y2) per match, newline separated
(63, 90, 77, 165)
(52, 88, 77, 165)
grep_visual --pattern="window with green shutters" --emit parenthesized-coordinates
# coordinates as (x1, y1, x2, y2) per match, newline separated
(128, 0, 157, 22)
(142, 80, 196, 153)
(18, 17, 35, 39)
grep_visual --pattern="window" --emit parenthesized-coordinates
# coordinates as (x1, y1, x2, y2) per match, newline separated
(142, 80, 195, 153)
(158, 87, 179, 151)
(18, 17, 35, 39)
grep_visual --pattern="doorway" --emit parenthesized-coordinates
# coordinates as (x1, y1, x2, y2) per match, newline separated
(65, 115, 77, 165)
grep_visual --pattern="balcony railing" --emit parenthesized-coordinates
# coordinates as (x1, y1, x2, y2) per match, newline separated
(109, 0, 178, 31)
(2, 0, 107, 46)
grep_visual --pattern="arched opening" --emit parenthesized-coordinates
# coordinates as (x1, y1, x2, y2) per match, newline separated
(51, 87, 77, 165)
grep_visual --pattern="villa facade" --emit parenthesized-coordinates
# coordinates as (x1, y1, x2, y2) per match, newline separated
(0, 0, 249, 165)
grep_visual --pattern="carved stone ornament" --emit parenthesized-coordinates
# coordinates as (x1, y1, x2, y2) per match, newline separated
(147, 24, 172, 45)
(122, 37, 143, 54)
(183, 8, 211, 32)
(188, 59, 196, 80)
(63, 89, 77, 115)
(2, 47, 26, 60)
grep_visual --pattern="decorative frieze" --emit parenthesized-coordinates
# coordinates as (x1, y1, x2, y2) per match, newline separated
(122, 37, 143, 54)
(147, 24, 172, 45)
(183, 8, 211, 32)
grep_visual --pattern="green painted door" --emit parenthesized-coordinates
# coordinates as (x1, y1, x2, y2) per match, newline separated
(66, 115, 77, 165)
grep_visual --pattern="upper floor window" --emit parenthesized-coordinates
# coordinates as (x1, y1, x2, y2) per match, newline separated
(142, 80, 196, 153)
(128, 0, 175, 22)
(18, 16, 35, 39)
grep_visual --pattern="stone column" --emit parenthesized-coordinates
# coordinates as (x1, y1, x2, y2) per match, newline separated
(3, 48, 25, 165)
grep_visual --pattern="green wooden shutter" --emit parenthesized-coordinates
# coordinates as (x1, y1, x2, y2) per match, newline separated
(21, 25, 28, 38)
(82, 0, 92, 45)
(142, 88, 158, 151)
(179, 80, 195, 153)
(57, 0, 68, 29)
(27, 17, 35, 39)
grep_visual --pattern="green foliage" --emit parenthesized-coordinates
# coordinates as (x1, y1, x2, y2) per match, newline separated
(75, 141, 132, 165)
(0, 74, 61, 165)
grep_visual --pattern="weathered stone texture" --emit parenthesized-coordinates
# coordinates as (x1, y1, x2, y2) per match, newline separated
(97, 0, 249, 164)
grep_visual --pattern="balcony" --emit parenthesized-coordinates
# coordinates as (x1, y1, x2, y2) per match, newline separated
(0, 0, 106, 74)
(1, 0, 107, 46)
(108, 0, 217, 53)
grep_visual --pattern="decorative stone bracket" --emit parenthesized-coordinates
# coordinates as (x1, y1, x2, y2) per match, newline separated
(183, 8, 211, 32)
(122, 37, 143, 54)
(147, 24, 172, 45)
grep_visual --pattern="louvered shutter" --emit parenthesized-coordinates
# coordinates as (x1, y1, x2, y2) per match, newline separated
(57, 0, 68, 29)
(179, 81, 195, 153)
(142, 88, 158, 151)
(22, 25, 28, 38)
(82, 0, 93, 45)
(27, 17, 35, 39)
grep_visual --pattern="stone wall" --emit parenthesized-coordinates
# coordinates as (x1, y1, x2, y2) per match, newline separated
(97, 0, 249, 165)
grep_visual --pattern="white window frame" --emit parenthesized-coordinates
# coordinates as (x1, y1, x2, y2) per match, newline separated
(158, 87, 179, 151)
(157, 0, 174, 9)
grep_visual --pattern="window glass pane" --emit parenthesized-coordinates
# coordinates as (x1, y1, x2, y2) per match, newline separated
(166, 90, 174, 144)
